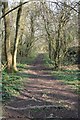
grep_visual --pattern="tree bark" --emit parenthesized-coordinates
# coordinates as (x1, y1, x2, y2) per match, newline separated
(12, 2, 22, 71)
(78, 1, 80, 69)
(2, 2, 12, 72)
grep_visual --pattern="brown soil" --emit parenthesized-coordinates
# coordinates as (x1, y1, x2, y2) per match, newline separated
(3, 54, 80, 119)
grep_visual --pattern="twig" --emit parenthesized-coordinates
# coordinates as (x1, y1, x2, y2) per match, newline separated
(5, 104, 63, 110)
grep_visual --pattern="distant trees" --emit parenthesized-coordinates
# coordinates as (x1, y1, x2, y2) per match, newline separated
(24, 11, 35, 57)
(53, 3, 71, 69)
(41, 1, 72, 69)
(41, 2, 53, 60)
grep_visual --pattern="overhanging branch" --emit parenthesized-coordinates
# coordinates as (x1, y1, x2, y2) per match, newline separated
(1, 1, 30, 19)
(0, 0, 79, 19)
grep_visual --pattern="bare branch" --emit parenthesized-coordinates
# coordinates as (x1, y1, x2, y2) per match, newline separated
(0, 0, 78, 20)
(47, 1, 79, 13)
(0, 1, 30, 19)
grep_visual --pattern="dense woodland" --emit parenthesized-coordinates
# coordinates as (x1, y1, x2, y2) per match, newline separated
(1, 0, 79, 71)
(0, 0, 80, 119)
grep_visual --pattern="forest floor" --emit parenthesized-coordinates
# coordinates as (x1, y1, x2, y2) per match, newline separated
(3, 53, 80, 119)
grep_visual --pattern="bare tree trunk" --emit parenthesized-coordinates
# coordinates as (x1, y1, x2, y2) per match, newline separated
(48, 38, 52, 60)
(27, 12, 34, 56)
(0, 2, 2, 73)
(12, 2, 22, 71)
(0, 3, 2, 114)
(42, 14, 52, 59)
(54, 23, 61, 69)
(2, 2, 12, 72)
(78, 1, 80, 69)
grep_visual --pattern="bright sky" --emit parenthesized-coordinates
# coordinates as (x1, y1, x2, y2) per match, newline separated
(8, 0, 78, 3)
(8, 0, 78, 7)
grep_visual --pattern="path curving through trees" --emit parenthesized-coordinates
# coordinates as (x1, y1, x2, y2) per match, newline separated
(3, 53, 79, 119)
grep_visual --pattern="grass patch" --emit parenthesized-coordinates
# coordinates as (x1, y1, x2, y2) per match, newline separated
(2, 70, 23, 102)
(17, 63, 25, 68)
(52, 69, 80, 94)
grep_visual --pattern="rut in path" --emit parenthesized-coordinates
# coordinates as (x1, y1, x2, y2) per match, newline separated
(3, 53, 79, 119)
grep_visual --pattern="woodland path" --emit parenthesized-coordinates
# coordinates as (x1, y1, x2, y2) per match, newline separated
(3, 53, 79, 119)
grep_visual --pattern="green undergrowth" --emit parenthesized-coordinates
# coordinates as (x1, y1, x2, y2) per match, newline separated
(17, 54, 37, 65)
(24, 56, 36, 65)
(37, 53, 80, 94)
(17, 63, 26, 70)
(2, 70, 23, 102)
(52, 69, 80, 94)
(43, 54, 54, 67)
(17, 55, 37, 71)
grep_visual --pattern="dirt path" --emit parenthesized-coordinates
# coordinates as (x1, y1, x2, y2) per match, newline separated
(3, 54, 79, 119)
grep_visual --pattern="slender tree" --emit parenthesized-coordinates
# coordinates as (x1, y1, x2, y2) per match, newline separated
(78, 1, 80, 68)
(2, 2, 12, 72)
(12, 1, 22, 71)
(41, 2, 52, 59)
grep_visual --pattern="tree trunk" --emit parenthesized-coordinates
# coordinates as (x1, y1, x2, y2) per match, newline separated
(26, 12, 35, 57)
(78, 1, 80, 69)
(2, 2, 12, 72)
(12, 2, 22, 71)
(41, 7, 52, 60)
(0, 2, 2, 76)
(48, 39, 52, 60)
(54, 24, 61, 69)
